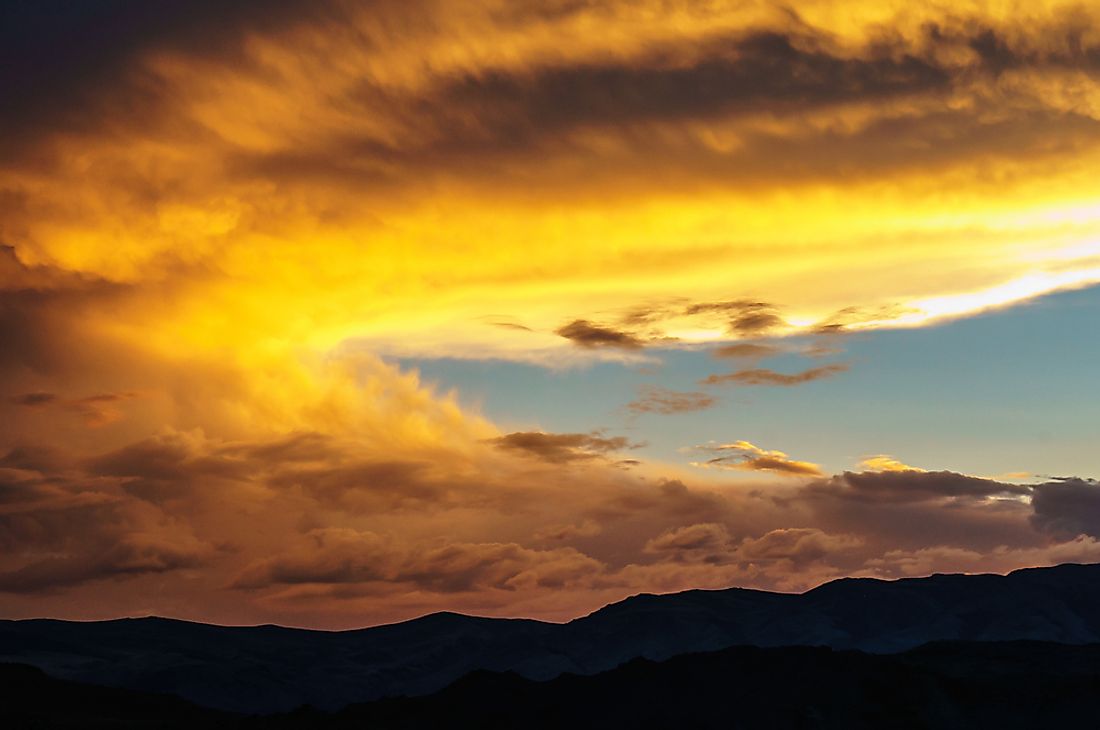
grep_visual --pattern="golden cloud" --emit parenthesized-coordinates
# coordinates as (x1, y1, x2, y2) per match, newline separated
(2, 0, 1100, 626)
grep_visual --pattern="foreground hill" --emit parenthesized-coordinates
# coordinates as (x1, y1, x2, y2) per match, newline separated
(4, 562, 1100, 712)
(7, 641, 1100, 728)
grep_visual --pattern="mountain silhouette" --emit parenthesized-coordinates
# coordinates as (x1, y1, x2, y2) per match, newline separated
(4, 562, 1100, 713)
(8, 641, 1100, 728)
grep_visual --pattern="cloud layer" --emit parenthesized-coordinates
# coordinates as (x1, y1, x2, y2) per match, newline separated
(1, 0, 1099, 627)
(5, 1, 1100, 365)
(3, 391, 1097, 627)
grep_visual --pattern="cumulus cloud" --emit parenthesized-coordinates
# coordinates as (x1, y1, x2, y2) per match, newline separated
(0, 461, 215, 594)
(0, 534, 211, 594)
(858, 455, 925, 473)
(534, 519, 602, 542)
(1, 412, 1096, 624)
(806, 470, 1030, 505)
(232, 527, 608, 594)
(644, 523, 732, 561)
(738, 527, 861, 561)
(1030, 478, 1100, 539)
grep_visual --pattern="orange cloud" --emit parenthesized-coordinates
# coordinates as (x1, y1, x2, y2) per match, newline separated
(858, 455, 925, 473)
(689, 441, 825, 477)
(3, 0, 1100, 628)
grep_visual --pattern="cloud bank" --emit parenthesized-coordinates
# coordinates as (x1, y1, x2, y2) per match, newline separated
(1, 0, 1099, 627)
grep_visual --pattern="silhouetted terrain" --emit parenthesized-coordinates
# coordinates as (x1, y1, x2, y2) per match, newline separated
(7, 641, 1100, 729)
(5, 563, 1100, 713)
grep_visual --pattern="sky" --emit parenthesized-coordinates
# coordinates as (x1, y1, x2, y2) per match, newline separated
(1, 0, 1100, 629)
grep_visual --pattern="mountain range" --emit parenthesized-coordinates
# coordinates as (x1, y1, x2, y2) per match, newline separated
(4, 562, 1100, 714)
(8, 641, 1100, 728)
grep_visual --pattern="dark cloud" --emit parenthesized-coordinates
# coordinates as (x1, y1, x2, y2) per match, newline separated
(455, 18, 1097, 144)
(9, 392, 56, 407)
(233, 529, 603, 593)
(0, 536, 208, 594)
(87, 431, 458, 512)
(731, 311, 784, 334)
(556, 319, 644, 349)
(641, 523, 862, 572)
(0, 248, 132, 377)
(557, 301, 789, 353)
(534, 519, 602, 542)
(1030, 478, 1100, 539)
(88, 433, 246, 483)
(266, 460, 456, 512)
(0, 0, 341, 155)
(432, 31, 950, 146)
(9, 3, 1100, 202)
(806, 470, 1030, 505)
(0, 461, 213, 593)
(735, 528, 861, 566)
(5, 388, 138, 426)
(644, 522, 731, 562)
(14, 3, 1100, 164)
(230, 528, 392, 590)
(701, 364, 848, 386)
(736, 456, 822, 476)
(1, 417, 1095, 612)
(683, 300, 784, 334)
(235, 82, 1100, 210)
(626, 386, 716, 415)
(595, 478, 732, 525)
(398, 542, 602, 593)
(222, 19, 1095, 200)
(61, 392, 139, 427)
(488, 431, 637, 463)
(0, 445, 63, 471)
(616, 300, 689, 327)
(0, 470, 121, 556)
(219, 431, 341, 464)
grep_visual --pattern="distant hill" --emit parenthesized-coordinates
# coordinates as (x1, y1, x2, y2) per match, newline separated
(8, 640, 1100, 728)
(5, 562, 1100, 713)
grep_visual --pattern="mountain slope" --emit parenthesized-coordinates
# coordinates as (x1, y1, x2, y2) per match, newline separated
(8, 641, 1100, 729)
(331, 641, 1100, 730)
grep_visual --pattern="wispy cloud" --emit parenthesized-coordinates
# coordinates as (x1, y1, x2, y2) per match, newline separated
(701, 364, 849, 386)
(688, 440, 824, 477)
(627, 386, 716, 415)
(488, 431, 640, 463)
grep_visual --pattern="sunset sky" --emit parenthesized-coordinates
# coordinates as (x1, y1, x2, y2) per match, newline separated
(2, 0, 1100, 629)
